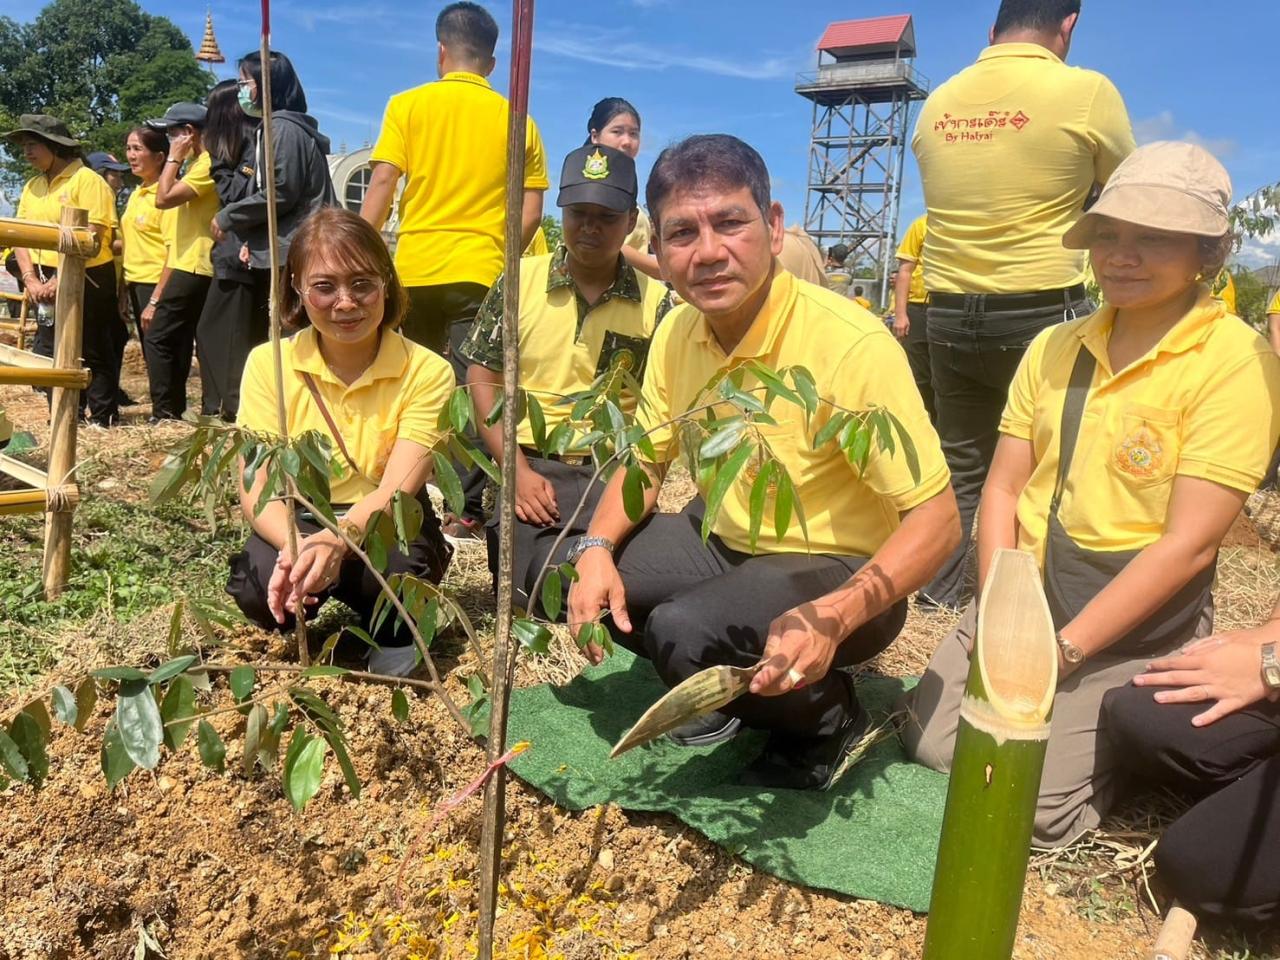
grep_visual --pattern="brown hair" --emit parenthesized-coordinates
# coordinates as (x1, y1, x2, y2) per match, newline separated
(127, 125, 168, 157)
(1198, 233, 1235, 279)
(281, 207, 407, 329)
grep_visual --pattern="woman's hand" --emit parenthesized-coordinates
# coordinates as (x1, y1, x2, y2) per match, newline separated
(266, 532, 347, 622)
(239, 243, 250, 266)
(168, 131, 194, 163)
(140, 302, 157, 332)
(1135, 625, 1280, 726)
(210, 218, 225, 243)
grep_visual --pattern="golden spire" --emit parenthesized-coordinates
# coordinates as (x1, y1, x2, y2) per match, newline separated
(195, 11, 225, 66)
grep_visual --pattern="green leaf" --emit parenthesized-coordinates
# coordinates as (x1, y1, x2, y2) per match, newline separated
(322, 726, 361, 800)
(300, 665, 350, 678)
(547, 422, 575, 456)
(149, 453, 188, 504)
(846, 425, 872, 472)
(483, 391, 505, 427)
(229, 666, 255, 703)
(392, 490, 424, 549)
(814, 412, 851, 450)
(558, 562, 580, 584)
(149, 655, 197, 686)
(527, 393, 547, 451)
(117, 679, 163, 770)
(20, 699, 49, 736)
(10, 712, 48, 786)
(282, 728, 326, 813)
(541, 570, 563, 622)
(871, 410, 896, 458)
(51, 685, 77, 728)
(101, 722, 135, 789)
(391, 688, 410, 723)
(774, 467, 795, 541)
(91, 666, 149, 682)
(449, 387, 474, 433)
(0, 726, 29, 783)
(790, 366, 820, 420)
(280, 446, 302, 477)
(882, 408, 922, 484)
(745, 360, 801, 406)
(288, 686, 342, 729)
(197, 720, 226, 773)
(699, 419, 746, 461)
(165, 599, 185, 657)
(242, 703, 267, 775)
(747, 460, 776, 555)
(160, 675, 196, 751)
(701, 442, 755, 542)
(512, 618, 552, 655)
(621, 465, 649, 523)
(432, 452, 464, 516)
(73, 677, 97, 733)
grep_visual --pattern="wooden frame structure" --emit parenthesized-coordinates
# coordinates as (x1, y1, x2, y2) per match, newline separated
(0, 207, 96, 598)
(0, 291, 32, 351)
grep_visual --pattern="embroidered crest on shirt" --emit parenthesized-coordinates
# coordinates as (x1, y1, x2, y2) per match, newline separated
(583, 149, 609, 180)
(1114, 425, 1164, 480)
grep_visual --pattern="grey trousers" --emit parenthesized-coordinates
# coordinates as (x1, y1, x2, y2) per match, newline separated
(899, 601, 1213, 848)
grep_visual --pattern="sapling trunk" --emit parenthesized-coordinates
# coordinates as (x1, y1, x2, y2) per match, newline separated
(922, 548, 1058, 960)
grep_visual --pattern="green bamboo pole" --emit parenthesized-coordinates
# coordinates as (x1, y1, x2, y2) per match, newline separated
(922, 548, 1058, 960)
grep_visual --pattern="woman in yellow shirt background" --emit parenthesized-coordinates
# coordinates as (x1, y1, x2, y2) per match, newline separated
(120, 125, 169, 353)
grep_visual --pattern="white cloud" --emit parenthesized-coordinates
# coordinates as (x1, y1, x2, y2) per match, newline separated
(1132, 110, 1238, 160)
(535, 24, 799, 80)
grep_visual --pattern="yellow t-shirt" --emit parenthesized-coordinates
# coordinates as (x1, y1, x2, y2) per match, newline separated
(913, 43, 1135, 295)
(1210, 269, 1237, 315)
(639, 269, 949, 556)
(523, 226, 549, 257)
(626, 207, 652, 253)
(370, 72, 550, 288)
(853, 295, 873, 310)
(1000, 289, 1280, 565)
(237, 327, 456, 504)
(1268, 290, 1280, 316)
(459, 249, 671, 450)
(121, 183, 166, 284)
(161, 152, 219, 277)
(777, 226, 828, 288)
(895, 215, 928, 304)
(15, 159, 117, 269)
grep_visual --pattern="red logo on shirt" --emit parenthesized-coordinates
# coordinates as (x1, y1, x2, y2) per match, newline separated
(1009, 111, 1031, 131)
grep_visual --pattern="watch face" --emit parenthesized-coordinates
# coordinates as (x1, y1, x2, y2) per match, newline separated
(1265, 665, 1280, 689)
(1061, 642, 1085, 664)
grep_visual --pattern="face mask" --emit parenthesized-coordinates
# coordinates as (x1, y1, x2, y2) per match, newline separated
(238, 85, 262, 117)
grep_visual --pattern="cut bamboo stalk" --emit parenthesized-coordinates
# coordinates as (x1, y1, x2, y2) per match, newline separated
(0, 453, 49, 489)
(0, 342, 54, 368)
(0, 488, 48, 514)
(0, 217, 96, 255)
(922, 548, 1058, 960)
(42, 206, 87, 599)
(1148, 905, 1197, 960)
(0, 366, 89, 388)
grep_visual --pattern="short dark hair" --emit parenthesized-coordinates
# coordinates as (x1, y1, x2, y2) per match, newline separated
(993, 0, 1081, 36)
(437, 2, 499, 63)
(586, 97, 641, 143)
(828, 243, 849, 266)
(646, 134, 771, 230)
(854, 284, 865, 295)
(282, 207, 408, 330)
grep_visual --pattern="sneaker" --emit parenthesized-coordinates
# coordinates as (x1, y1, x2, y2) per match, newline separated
(441, 515, 484, 545)
(665, 710, 742, 748)
(737, 706, 870, 791)
(367, 643, 420, 678)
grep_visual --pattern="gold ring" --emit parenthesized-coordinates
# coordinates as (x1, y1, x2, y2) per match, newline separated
(786, 668, 805, 687)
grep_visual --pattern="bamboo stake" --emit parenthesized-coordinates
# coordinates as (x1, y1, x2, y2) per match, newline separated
(0, 217, 96, 254)
(1148, 905, 1197, 960)
(258, 0, 308, 667)
(0, 489, 49, 514)
(0, 453, 48, 489)
(0, 366, 89, 389)
(922, 548, 1058, 960)
(42, 206, 88, 599)
(0, 341, 53, 368)
(477, 2, 535, 955)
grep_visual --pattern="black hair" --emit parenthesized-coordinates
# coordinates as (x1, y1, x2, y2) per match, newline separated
(854, 284, 865, 295)
(993, 0, 1081, 36)
(204, 79, 255, 166)
(436, 2, 499, 63)
(828, 243, 849, 266)
(126, 125, 168, 156)
(586, 97, 641, 144)
(238, 49, 308, 113)
(646, 134, 771, 230)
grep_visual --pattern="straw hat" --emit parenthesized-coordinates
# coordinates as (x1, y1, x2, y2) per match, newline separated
(1063, 141, 1232, 249)
(2, 113, 81, 148)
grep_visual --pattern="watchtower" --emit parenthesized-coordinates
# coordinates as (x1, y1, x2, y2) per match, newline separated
(796, 15, 928, 302)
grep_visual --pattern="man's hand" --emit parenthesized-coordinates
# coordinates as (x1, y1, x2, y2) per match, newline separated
(567, 548, 630, 665)
(1135, 628, 1280, 726)
(168, 132, 194, 163)
(515, 461, 558, 525)
(892, 309, 910, 340)
(140, 302, 157, 332)
(266, 533, 345, 622)
(750, 601, 843, 697)
(239, 243, 251, 266)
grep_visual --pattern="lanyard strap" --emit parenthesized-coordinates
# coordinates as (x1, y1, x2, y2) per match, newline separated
(299, 371, 366, 481)
(1048, 345, 1098, 516)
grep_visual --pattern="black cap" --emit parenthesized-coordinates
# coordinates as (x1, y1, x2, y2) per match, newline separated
(2, 113, 80, 148)
(149, 103, 208, 129)
(87, 151, 129, 173)
(557, 144, 637, 212)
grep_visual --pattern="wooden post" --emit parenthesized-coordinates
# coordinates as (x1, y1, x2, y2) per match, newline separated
(42, 206, 88, 599)
(1148, 905, 1197, 960)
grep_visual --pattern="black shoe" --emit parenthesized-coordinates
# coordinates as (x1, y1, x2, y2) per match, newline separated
(117, 390, 135, 407)
(737, 707, 870, 791)
(665, 710, 742, 748)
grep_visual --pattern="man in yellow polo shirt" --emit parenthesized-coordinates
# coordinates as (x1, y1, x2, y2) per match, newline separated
(149, 103, 220, 422)
(460, 145, 672, 602)
(1269, 289, 1280, 355)
(825, 244, 852, 296)
(564, 135, 959, 789)
(1210, 267, 1237, 314)
(911, 0, 1135, 609)
(893, 215, 934, 423)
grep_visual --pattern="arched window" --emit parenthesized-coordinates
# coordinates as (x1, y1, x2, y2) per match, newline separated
(343, 165, 373, 211)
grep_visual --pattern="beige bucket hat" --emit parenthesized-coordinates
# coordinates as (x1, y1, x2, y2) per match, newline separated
(1063, 140, 1232, 249)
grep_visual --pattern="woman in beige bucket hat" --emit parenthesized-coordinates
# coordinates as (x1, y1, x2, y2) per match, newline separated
(901, 141, 1280, 852)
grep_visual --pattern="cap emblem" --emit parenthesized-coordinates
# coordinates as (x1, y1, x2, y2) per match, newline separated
(583, 149, 609, 181)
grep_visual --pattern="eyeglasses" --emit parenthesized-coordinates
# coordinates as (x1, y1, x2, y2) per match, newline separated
(297, 278, 384, 309)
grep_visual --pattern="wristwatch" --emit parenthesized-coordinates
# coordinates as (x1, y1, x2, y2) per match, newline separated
(567, 535, 615, 565)
(1262, 642, 1280, 692)
(1056, 631, 1085, 667)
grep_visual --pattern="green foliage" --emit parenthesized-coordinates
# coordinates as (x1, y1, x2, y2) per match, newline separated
(462, 674, 491, 739)
(1232, 267, 1272, 331)
(539, 214, 563, 249)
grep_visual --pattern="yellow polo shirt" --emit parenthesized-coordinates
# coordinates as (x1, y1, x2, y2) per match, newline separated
(777, 226, 828, 288)
(237, 327, 455, 504)
(895, 216, 928, 304)
(1000, 289, 1280, 565)
(161, 152, 219, 277)
(1268, 290, 1280, 316)
(459, 247, 672, 450)
(626, 207, 652, 253)
(913, 43, 1135, 295)
(370, 72, 550, 288)
(523, 226, 549, 257)
(1210, 269, 1237, 315)
(15, 159, 117, 268)
(121, 183, 166, 284)
(639, 269, 949, 556)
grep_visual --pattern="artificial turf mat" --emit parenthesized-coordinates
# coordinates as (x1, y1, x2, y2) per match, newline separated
(507, 647, 948, 912)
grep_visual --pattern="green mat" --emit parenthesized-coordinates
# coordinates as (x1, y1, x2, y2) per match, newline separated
(507, 647, 948, 912)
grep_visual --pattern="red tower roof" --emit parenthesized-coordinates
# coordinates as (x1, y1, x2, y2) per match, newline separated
(817, 15, 915, 58)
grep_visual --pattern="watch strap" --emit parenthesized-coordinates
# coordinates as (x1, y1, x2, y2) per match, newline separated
(570, 535, 615, 563)
(1262, 642, 1280, 691)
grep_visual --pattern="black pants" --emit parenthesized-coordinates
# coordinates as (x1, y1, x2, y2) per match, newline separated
(544, 500, 907, 738)
(196, 272, 270, 420)
(920, 291, 1092, 607)
(904, 302, 935, 424)
(32, 262, 126, 426)
(126, 281, 155, 359)
(1103, 684, 1280, 926)
(403, 281, 490, 521)
(225, 495, 453, 648)
(144, 270, 211, 420)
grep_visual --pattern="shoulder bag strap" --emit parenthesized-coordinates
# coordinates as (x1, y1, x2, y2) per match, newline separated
(300, 371, 365, 480)
(1048, 345, 1098, 516)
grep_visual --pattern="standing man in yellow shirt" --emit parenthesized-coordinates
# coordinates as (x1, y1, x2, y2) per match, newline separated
(361, 1, 550, 536)
(825, 244, 852, 297)
(893, 215, 934, 423)
(911, 0, 1135, 609)
(564, 135, 958, 787)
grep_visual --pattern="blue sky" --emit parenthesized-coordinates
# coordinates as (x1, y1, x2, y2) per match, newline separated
(4, 0, 1279, 264)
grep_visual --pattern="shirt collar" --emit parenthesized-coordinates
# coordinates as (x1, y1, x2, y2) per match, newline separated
(976, 42, 1063, 65)
(545, 243, 643, 303)
(691, 265, 797, 359)
(1077, 285, 1222, 370)
(47, 158, 83, 187)
(440, 71, 492, 89)
(291, 325, 411, 389)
